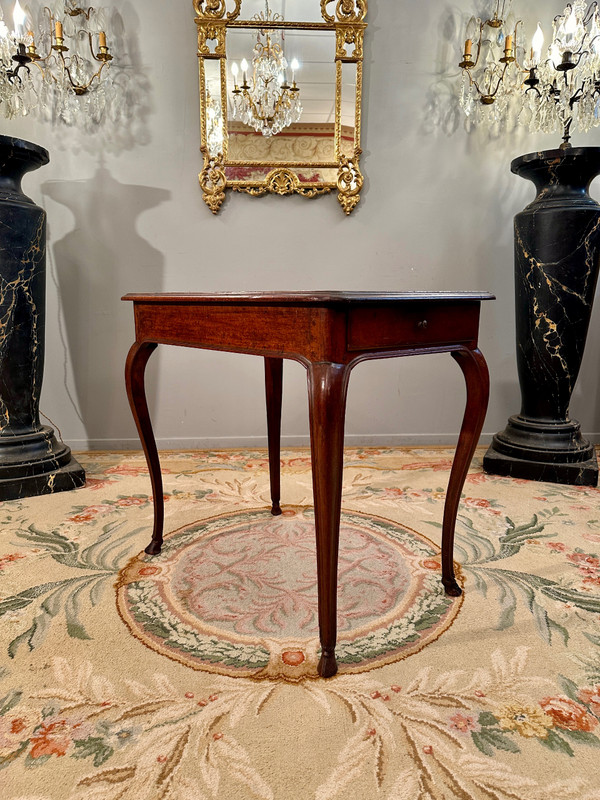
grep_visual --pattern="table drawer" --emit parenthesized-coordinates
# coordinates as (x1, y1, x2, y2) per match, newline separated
(347, 304, 479, 352)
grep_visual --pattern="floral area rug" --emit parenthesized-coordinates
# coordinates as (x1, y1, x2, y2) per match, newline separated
(1, 447, 600, 800)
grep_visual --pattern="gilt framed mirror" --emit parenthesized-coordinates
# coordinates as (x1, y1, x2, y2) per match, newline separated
(194, 0, 368, 215)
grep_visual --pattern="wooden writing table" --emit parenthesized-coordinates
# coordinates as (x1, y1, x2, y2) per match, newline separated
(123, 292, 493, 678)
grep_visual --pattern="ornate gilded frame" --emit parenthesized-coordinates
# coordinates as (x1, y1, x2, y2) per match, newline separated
(194, 0, 367, 215)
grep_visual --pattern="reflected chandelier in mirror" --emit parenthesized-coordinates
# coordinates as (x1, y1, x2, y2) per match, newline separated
(194, 0, 368, 215)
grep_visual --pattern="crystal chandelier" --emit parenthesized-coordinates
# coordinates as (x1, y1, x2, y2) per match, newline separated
(521, 2, 600, 146)
(0, 1, 118, 125)
(230, 1, 302, 138)
(0, 2, 38, 118)
(458, 0, 600, 146)
(458, 0, 524, 127)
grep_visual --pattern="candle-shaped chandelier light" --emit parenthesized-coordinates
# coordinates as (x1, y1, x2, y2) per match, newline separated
(458, 0, 600, 146)
(230, 1, 302, 137)
(0, 1, 117, 124)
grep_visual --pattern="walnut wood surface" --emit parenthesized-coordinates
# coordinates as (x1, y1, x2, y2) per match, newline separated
(123, 292, 493, 678)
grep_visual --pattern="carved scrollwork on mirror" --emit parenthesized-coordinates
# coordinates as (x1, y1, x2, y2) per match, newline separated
(194, 0, 367, 215)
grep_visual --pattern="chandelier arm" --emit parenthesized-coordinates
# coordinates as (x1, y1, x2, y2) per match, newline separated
(555, 4, 574, 26)
(6, 63, 30, 85)
(242, 87, 288, 124)
(271, 89, 292, 117)
(525, 83, 542, 97)
(86, 31, 103, 63)
(242, 91, 271, 123)
(512, 20, 531, 74)
(570, 48, 590, 67)
(67, 6, 96, 22)
(470, 20, 487, 72)
(61, 53, 107, 94)
(583, 1, 599, 26)
(485, 61, 511, 99)
(463, 70, 486, 98)
(570, 84, 585, 107)
(464, 59, 510, 102)
(31, 60, 45, 77)
(35, 6, 58, 61)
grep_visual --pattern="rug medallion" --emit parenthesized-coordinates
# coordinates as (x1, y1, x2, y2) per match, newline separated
(116, 507, 463, 679)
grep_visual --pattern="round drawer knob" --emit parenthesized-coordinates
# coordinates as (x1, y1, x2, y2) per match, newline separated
(417, 320, 428, 329)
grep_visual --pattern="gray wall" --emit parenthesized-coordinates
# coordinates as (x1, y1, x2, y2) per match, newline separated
(2, 0, 600, 450)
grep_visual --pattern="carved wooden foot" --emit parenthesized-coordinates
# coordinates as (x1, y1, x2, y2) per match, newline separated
(442, 576, 463, 597)
(318, 652, 338, 678)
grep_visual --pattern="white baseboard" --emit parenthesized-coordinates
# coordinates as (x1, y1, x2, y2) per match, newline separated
(70, 433, 498, 451)
(68, 431, 600, 452)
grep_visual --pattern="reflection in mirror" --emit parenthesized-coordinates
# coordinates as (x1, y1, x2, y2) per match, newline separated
(226, 27, 309, 138)
(204, 60, 225, 157)
(340, 62, 357, 158)
(239, 0, 325, 25)
(226, 28, 339, 182)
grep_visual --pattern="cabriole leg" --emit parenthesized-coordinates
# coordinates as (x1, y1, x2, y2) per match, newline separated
(442, 348, 490, 595)
(125, 341, 164, 555)
(307, 362, 351, 678)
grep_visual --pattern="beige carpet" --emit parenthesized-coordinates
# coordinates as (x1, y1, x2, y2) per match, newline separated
(1, 448, 600, 799)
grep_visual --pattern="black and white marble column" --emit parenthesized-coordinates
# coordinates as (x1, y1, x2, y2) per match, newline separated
(0, 135, 85, 501)
(484, 147, 600, 486)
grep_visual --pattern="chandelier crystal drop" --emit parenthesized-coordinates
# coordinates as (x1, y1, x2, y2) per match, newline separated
(230, 0, 302, 137)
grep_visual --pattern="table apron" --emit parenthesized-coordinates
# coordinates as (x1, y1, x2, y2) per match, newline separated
(132, 302, 482, 364)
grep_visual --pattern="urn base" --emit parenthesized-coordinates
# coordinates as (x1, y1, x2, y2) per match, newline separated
(0, 425, 85, 501)
(483, 415, 598, 486)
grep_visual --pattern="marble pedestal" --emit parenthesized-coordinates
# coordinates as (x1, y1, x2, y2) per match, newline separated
(484, 147, 600, 486)
(0, 136, 85, 501)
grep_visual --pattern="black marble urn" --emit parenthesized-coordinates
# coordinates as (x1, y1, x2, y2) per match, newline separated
(484, 147, 600, 486)
(0, 136, 85, 501)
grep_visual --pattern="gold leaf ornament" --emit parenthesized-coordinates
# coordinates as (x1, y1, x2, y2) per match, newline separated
(267, 168, 299, 195)
(194, 0, 242, 20)
(200, 154, 227, 214)
(321, 0, 367, 23)
(337, 153, 363, 215)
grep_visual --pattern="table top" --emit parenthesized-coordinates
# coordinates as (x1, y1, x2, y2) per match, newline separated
(123, 291, 495, 305)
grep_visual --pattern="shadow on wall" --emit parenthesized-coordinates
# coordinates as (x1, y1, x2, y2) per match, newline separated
(42, 166, 170, 446)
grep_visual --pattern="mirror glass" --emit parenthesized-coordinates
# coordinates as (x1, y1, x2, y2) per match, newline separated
(238, 0, 324, 24)
(225, 28, 337, 182)
(204, 59, 225, 158)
